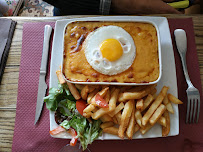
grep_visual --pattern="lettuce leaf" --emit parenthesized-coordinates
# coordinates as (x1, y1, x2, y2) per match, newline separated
(60, 116, 102, 151)
(44, 83, 75, 111)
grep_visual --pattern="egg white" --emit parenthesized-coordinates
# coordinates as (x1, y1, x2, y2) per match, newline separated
(84, 26, 136, 75)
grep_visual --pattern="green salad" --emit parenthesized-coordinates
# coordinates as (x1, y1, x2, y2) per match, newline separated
(44, 82, 102, 151)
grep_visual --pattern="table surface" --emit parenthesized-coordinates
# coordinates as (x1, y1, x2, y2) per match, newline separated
(0, 15, 203, 152)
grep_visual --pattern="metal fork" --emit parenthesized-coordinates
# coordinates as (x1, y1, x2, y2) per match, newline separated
(174, 29, 200, 124)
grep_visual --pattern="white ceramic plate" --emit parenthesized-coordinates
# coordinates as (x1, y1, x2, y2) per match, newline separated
(49, 16, 179, 139)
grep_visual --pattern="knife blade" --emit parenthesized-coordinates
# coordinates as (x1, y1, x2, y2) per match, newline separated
(35, 25, 52, 125)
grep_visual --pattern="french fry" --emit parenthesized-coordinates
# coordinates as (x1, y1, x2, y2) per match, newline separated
(104, 89, 110, 103)
(100, 122, 114, 129)
(83, 112, 92, 118)
(163, 95, 174, 114)
(103, 127, 119, 135)
(149, 104, 166, 125)
(112, 116, 118, 124)
(56, 70, 66, 84)
(168, 94, 183, 104)
(140, 123, 153, 135)
(142, 86, 169, 126)
(83, 104, 96, 113)
(126, 104, 135, 139)
(110, 87, 116, 95)
(115, 111, 122, 125)
(81, 85, 89, 100)
(118, 100, 134, 139)
(162, 111, 170, 137)
(134, 124, 140, 134)
(92, 106, 99, 113)
(109, 102, 125, 117)
(157, 116, 166, 127)
(109, 88, 120, 111)
(100, 114, 113, 122)
(92, 108, 110, 120)
(134, 110, 143, 128)
(122, 84, 156, 100)
(136, 99, 144, 111)
(141, 94, 154, 112)
(91, 87, 109, 105)
(151, 88, 157, 96)
(118, 93, 127, 102)
(75, 84, 84, 90)
(67, 82, 81, 100)
(87, 88, 99, 104)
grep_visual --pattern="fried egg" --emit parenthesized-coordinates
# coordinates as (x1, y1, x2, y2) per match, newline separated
(84, 26, 136, 75)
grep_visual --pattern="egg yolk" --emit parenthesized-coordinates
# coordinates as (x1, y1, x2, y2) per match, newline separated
(100, 39, 123, 62)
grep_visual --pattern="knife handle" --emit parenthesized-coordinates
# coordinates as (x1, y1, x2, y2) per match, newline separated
(40, 25, 52, 74)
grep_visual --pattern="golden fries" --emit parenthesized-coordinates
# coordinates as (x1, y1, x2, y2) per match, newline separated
(136, 99, 144, 111)
(81, 85, 89, 100)
(109, 88, 120, 111)
(163, 95, 174, 114)
(149, 104, 166, 125)
(83, 104, 96, 113)
(103, 127, 119, 135)
(87, 88, 99, 104)
(157, 116, 166, 127)
(118, 100, 134, 139)
(55, 70, 183, 139)
(91, 87, 109, 105)
(122, 84, 156, 100)
(109, 102, 124, 117)
(56, 70, 66, 84)
(142, 86, 169, 126)
(126, 105, 135, 139)
(134, 124, 140, 134)
(141, 94, 154, 112)
(168, 94, 183, 104)
(100, 122, 114, 129)
(100, 114, 113, 122)
(134, 110, 143, 128)
(67, 82, 81, 100)
(92, 108, 110, 120)
(115, 111, 122, 125)
(75, 84, 84, 91)
(140, 123, 153, 135)
(162, 111, 170, 137)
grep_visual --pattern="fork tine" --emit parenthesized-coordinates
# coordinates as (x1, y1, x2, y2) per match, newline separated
(186, 97, 191, 124)
(196, 96, 200, 123)
(192, 98, 197, 123)
(189, 98, 194, 123)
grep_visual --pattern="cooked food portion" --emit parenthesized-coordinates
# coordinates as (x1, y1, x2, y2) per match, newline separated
(63, 21, 159, 83)
(84, 25, 136, 75)
(45, 71, 183, 149)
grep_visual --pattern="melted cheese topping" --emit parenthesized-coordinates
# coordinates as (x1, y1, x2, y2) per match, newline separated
(63, 21, 159, 83)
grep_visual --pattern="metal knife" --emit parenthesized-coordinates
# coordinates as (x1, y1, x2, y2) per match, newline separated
(35, 25, 52, 125)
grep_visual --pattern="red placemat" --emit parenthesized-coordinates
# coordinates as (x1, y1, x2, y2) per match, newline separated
(12, 18, 203, 152)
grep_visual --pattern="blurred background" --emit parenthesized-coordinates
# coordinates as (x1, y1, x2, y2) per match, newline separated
(0, 0, 202, 17)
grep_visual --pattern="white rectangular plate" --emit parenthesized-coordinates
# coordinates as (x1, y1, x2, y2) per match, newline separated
(49, 16, 179, 139)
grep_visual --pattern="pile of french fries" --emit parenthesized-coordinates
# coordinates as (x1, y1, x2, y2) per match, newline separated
(56, 70, 183, 139)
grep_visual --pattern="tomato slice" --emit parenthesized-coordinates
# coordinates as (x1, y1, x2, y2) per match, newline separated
(76, 99, 87, 115)
(95, 94, 109, 108)
(68, 128, 78, 146)
(49, 126, 66, 135)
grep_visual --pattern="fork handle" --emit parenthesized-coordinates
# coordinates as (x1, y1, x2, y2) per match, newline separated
(174, 29, 194, 88)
